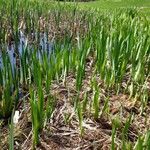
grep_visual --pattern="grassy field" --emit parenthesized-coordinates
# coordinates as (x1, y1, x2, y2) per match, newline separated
(61, 0, 150, 15)
(0, 0, 150, 149)
(78, 0, 150, 8)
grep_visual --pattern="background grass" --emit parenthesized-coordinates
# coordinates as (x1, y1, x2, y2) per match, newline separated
(58, 0, 150, 15)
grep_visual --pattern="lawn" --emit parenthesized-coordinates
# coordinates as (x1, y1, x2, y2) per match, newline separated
(78, 0, 150, 8)
(61, 0, 150, 15)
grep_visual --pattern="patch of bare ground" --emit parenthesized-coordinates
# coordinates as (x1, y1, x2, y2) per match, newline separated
(0, 55, 150, 149)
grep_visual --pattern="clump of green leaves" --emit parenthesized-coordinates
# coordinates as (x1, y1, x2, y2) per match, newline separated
(0, 52, 19, 119)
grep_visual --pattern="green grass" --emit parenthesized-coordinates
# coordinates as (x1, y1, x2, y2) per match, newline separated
(60, 0, 150, 15)
(78, 0, 150, 8)
(0, 0, 150, 149)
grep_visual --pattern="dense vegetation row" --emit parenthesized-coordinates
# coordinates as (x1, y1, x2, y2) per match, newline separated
(0, 0, 150, 149)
